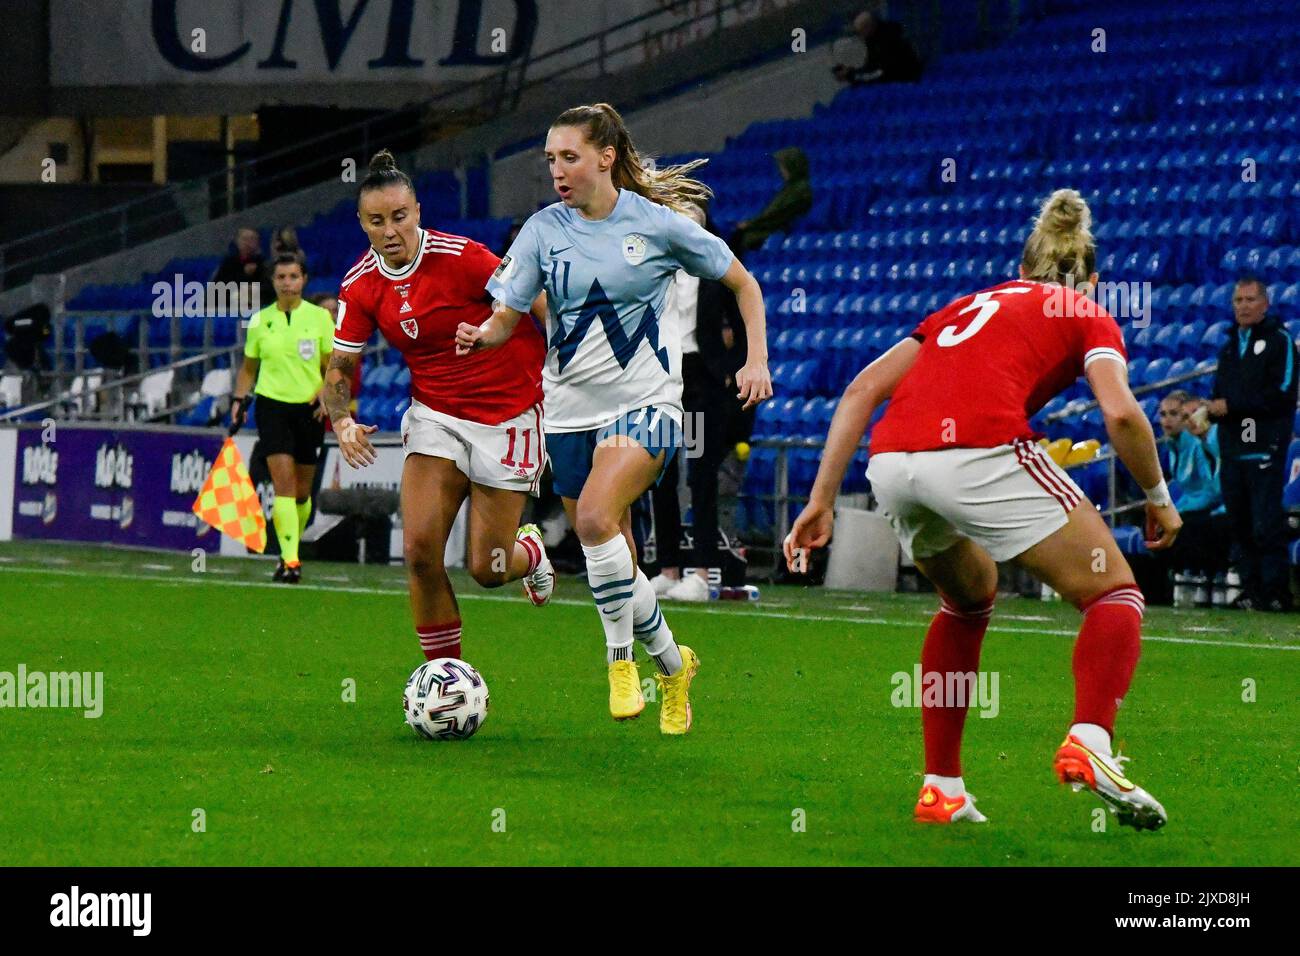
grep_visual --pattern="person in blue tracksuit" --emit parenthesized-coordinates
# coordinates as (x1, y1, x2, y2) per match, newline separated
(1209, 277, 1298, 611)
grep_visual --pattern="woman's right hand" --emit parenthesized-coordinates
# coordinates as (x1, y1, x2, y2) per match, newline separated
(335, 416, 379, 468)
(783, 500, 835, 573)
(455, 319, 507, 355)
(1144, 501, 1182, 551)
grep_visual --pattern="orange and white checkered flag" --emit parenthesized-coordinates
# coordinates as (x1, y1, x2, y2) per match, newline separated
(192, 438, 267, 553)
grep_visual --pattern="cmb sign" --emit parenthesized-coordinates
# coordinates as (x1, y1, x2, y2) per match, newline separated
(51, 0, 663, 87)
(149, 0, 538, 74)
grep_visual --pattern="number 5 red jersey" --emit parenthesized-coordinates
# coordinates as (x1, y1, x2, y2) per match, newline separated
(870, 280, 1127, 454)
(333, 228, 545, 426)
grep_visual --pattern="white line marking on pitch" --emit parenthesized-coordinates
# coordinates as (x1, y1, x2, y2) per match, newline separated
(3, 562, 1296, 652)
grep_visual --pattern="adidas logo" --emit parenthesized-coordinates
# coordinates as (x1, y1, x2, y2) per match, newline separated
(399, 301, 412, 314)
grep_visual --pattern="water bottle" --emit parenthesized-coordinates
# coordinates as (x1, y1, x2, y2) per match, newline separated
(1212, 573, 1227, 607)
(718, 585, 761, 601)
(1225, 570, 1242, 607)
(1192, 575, 1210, 607)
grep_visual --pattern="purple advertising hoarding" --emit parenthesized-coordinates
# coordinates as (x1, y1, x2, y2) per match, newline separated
(12, 424, 226, 551)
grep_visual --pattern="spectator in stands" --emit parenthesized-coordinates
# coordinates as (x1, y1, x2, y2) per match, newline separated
(1184, 395, 1222, 481)
(310, 292, 338, 324)
(831, 9, 923, 86)
(271, 226, 307, 272)
(729, 147, 812, 254)
(1157, 390, 1228, 589)
(213, 226, 274, 309)
(500, 218, 526, 258)
(651, 202, 750, 601)
(2, 303, 52, 375)
(1208, 276, 1299, 611)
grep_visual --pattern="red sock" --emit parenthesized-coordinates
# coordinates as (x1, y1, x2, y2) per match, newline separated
(517, 535, 541, 574)
(1072, 586, 1144, 735)
(417, 619, 462, 661)
(921, 592, 994, 777)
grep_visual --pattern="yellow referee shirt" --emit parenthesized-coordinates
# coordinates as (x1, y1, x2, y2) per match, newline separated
(244, 301, 334, 404)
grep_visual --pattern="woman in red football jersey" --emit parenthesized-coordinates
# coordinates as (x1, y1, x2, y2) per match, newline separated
(322, 150, 553, 664)
(786, 189, 1181, 831)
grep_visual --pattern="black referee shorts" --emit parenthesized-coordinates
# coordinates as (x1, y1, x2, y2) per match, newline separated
(254, 394, 324, 465)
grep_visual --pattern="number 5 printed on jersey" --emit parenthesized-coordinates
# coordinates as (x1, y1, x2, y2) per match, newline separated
(936, 286, 1032, 347)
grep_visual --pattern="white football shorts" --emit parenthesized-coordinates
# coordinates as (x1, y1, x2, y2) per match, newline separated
(865, 438, 1086, 562)
(400, 398, 546, 496)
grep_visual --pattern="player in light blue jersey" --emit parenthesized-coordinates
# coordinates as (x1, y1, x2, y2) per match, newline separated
(457, 103, 772, 734)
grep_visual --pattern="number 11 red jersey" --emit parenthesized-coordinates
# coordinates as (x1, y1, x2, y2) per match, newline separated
(869, 280, 1127, 454)
(333, 228, 544, 426)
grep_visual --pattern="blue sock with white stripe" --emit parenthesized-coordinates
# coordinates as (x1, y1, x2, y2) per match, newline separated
(632, 568, 683, 676)
(583, 535, 637, 665)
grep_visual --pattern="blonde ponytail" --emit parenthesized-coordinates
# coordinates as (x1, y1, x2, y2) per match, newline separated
(1021, 188, 1096, 288)
(552, 102, 713, 213)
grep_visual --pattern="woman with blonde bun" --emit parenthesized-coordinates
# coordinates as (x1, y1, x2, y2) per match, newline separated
(787, 189, 1178, 831)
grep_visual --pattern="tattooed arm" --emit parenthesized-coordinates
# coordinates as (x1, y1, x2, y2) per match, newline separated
(323, 350, 356, 426)
(324, 349, 377, 468)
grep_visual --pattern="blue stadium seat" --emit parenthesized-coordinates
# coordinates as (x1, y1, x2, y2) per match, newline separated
(1176, 320, 1207, 357)
(1202, 321, 1231, 352)
(368, 364, 397, 392)
(176, 395, 215, 427)
(1144, 357, 1172, 385)
(1112, 525, 1145, 555)
(1151, 323, 1182, 355)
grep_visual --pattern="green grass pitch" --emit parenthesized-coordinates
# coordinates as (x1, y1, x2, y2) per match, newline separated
(0, 539, 1296, 866)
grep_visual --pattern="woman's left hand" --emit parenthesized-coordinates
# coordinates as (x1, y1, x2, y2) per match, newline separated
(735, 360, 773, 410)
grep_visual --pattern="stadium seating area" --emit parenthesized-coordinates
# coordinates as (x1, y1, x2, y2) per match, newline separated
(675, 0, 1300, 535)
(48, 170, 510, 430)
(57, 169, 507, 366)
(22, 0, 1300, 549)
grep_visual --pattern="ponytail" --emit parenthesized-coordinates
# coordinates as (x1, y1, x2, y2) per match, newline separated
(552, 102, 712, 213)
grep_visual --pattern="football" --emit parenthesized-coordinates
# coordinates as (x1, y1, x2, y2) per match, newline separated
(403, 658, 490, 741)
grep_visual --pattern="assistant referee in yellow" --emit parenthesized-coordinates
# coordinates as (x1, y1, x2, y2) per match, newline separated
(231, 252, 335, 583)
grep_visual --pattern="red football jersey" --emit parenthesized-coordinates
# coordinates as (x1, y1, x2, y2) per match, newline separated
(869, 280, 1127, 453)
(333, 228, 544, 425)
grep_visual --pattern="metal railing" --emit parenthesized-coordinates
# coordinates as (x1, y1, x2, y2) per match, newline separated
(0, 0, 823, 290)
(1043, 364, 1222, 525)
(2, 308, 248, 406)
(741, 362, 1224, 576)
(0, 344, 243, 425)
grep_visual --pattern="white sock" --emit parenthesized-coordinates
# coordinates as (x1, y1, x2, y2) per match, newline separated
(584, 534, 636, 665)
(631, 568, 683, 676)
(923, 774, 965, 796)
(1069, 722, 1112, 756)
